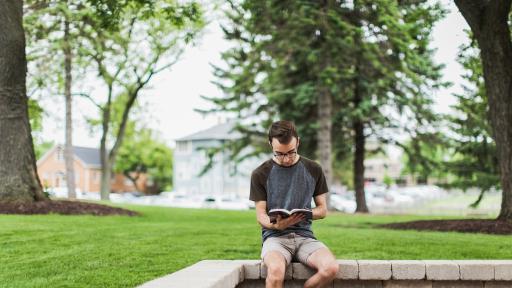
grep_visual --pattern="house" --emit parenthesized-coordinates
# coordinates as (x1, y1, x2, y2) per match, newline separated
(37, 145, 147, 193)
(173, 121, 265, 198)
(364, 157, 407, 185)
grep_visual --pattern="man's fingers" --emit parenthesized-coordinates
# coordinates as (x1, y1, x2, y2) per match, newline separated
(289, 214, 305, 224)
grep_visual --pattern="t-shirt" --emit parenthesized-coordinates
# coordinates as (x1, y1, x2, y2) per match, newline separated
(250, 156, 328, 242)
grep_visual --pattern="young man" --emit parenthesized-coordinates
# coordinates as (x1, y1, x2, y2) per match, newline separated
(250, 120, 339, 288)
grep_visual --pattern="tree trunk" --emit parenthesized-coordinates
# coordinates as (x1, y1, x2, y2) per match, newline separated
(100, 143, 111, 200)
(317, 88, 333, 210)
(102, 88, 141, 198)
(354, 118, 369, 213)
(63, 14, 76, 199)
(352, 51, 369, 212)
(100, 107, 111, 200)
(317, 0, 334, 210)
(124, 171, 141, 192)
(0, 1, 45, 203)
(454, 0, 512, 221)
(351, 0, 369, 213)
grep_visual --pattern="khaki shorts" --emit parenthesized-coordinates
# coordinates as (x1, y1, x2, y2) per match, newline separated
(261, 233, 327, 265)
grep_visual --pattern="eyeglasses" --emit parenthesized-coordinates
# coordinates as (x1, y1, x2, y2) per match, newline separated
(273, 150, 297, 161)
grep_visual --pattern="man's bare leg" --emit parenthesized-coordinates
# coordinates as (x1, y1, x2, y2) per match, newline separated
(303, 248, 338, 288)
(264, 251, 287, 288)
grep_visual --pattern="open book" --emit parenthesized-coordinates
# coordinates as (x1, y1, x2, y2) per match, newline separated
(268, 208, 312, 224)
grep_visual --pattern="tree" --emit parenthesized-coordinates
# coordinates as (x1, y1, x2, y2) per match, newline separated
(24, 0, 91, 199)
(0, 1, 46, 202)
(454, 0, 512, 221)
(205, 0, 446, 213)
(80, 1, 203, 200)
(400, 135, 451, 185)
(91, 95, 174, 194)
(442, 32, 500, 207)
(115, 126, 173, 194)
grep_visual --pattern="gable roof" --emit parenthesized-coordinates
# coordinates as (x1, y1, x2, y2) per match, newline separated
(37, 145, 101, 168)
(72, 146, 101, 167)
(176, 121, 241, 142)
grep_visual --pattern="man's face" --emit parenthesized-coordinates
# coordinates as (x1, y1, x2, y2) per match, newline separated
(270, 137, 299, 166)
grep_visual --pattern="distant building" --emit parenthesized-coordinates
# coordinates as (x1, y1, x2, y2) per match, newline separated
(364, 157, 408, 185)
(173, 121, 265, 198)
(37, 145, 147, 193)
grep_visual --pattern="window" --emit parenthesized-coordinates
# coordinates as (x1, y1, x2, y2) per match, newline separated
(55, 171, 66, 187)
(176, 141, 192, 153)
(56, 147, 64, 162)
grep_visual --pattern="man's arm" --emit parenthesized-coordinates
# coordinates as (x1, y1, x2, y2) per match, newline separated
(312, 193, 328, 220)
(255, 201, 305, 230)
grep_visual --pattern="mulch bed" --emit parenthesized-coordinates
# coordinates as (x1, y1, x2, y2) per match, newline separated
(0, 200, 139, 216)
(379, 219, 512, 235)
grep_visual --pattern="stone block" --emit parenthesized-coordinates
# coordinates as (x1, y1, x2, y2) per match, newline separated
(234, 260, 261, 280)
(432, 281, 483, 288)
(425, 261, 460, 280)
(292, 263, 316, 279)
(456, 260, 494, 281)
(494, 261, 512, 281)
(337, 260, 359, 280)
(359, 260, 392, 280)
(334, 280, 383, 288)
(391, 260, 426, 280)
(485, 281, 512, 288)
(383, 280, 432, 288)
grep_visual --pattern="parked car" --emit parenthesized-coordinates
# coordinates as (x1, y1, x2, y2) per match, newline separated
(201, 195, 251, 210)
(329, 193, 356, 213)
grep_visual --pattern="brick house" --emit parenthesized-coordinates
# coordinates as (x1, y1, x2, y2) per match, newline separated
(37, 145, 147, 193)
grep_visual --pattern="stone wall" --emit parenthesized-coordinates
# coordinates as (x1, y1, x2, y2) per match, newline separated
(137, 260, 512, 288)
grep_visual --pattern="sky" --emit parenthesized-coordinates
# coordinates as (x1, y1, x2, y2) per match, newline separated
(39, 1, 471, 150)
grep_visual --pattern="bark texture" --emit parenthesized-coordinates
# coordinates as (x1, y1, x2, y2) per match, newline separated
(0, 1, 45, 202)
(455, 0, 512, 221)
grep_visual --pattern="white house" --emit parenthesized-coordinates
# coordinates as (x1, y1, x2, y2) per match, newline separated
(173, 121, 265, 198)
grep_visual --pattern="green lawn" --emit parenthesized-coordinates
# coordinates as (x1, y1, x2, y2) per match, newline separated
(1, 204, 510, 288)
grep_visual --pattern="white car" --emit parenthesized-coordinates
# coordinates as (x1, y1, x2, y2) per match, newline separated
(329, 194, 356, 213)
(167, 194, 203, 208)
(201, 195, 251, 210)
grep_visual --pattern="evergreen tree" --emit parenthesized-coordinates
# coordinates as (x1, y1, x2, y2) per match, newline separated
(204, 0, 446, 212)
(444, 32, 499, 207)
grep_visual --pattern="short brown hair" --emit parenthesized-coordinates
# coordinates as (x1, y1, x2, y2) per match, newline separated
(268, 120, 298, 144)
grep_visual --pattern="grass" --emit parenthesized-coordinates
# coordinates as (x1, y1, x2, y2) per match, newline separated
(1, 204, 511, 288)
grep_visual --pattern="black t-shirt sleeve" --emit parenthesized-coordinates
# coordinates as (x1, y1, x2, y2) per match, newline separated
(302, 158, 329, 196)
(313, 167, 328, 196)
(250, 170, 267, 201)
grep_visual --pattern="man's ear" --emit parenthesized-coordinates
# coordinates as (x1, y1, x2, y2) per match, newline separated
(297, 137, 300, 148)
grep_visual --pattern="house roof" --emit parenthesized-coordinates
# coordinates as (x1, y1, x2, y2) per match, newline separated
(176, 121, 241, 142)
(72, 146, 101, 167)
(37, 145, 102, 168)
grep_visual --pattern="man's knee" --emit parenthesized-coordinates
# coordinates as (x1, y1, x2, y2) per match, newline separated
(264, 252, 287, 281)
(267, 263, 286, 281)
(318, 261, 338, 279)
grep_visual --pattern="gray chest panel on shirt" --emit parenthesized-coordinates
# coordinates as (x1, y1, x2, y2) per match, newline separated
(266, 161, 315, 211)
(262, 161, 317, 242)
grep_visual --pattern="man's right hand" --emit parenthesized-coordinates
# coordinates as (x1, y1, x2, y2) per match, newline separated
(273, 214, 305, 230)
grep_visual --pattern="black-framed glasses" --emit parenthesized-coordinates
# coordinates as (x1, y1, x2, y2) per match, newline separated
(273, 150, 297, 161)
